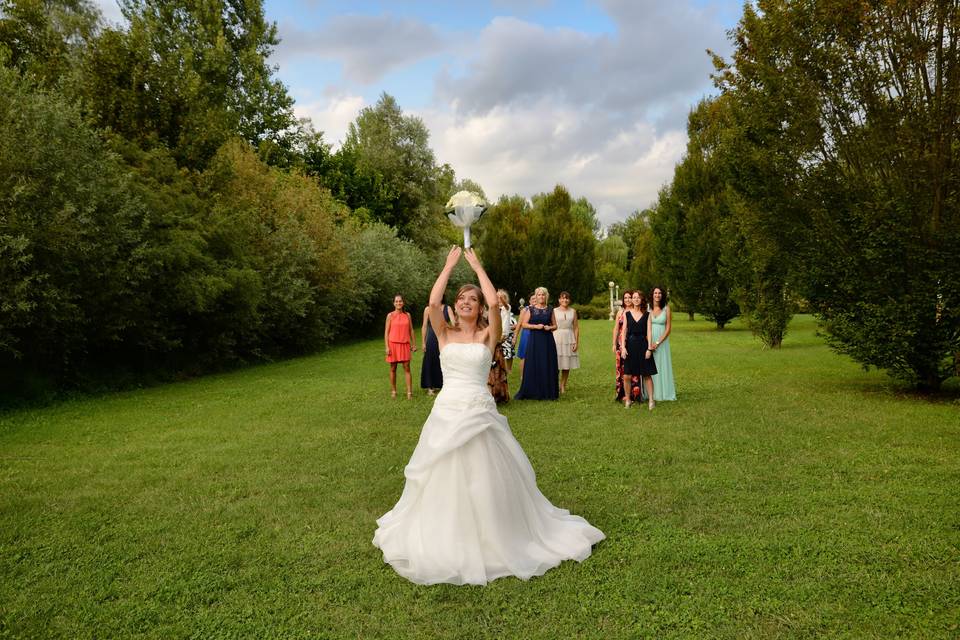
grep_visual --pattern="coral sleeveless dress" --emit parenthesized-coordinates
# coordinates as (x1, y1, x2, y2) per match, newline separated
(386, 312, 412, 363)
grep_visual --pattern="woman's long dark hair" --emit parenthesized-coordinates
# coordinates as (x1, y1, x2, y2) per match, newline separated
(650, 286, 668, 309)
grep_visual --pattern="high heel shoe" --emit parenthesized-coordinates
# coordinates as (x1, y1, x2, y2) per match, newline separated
(648, 399, 655, 411)
(391, 390, 397, 398)
(624, 400, 632, 409)
(406, 391, 413, 400)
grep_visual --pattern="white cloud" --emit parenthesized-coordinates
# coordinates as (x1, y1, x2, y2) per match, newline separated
(92, 0, 125, 25)
(419, 99, 687, 228)
(294, 94, 366, 148)
(418, 1, 730, 225)
(435, 4, 728, 119)
(275, 14, 448, 83)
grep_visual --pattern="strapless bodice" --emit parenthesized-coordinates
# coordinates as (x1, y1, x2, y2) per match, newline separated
(439, 342, 491, 388)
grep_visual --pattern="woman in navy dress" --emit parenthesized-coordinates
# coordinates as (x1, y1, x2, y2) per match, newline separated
(619, 290, 657, 409)
(514, 287, 560, 400)
(420, 304, 450, 395)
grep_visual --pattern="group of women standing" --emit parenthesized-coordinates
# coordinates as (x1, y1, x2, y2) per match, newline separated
(505, 287, 582, 401)
(612, 286, 676, 409)
(386, 287, 583, 402)
(387, 284, 676, 408)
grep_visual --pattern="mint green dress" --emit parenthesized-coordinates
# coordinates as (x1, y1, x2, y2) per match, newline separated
(650, 308, 676, 401)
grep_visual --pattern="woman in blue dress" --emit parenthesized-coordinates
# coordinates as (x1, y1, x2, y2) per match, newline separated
(514, 287, 559, 400)
(420, 303, 450, 395)
(648, 286, 677, 402)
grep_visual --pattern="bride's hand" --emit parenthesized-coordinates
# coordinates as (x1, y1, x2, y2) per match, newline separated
(444, 246, 462, 269)
(463, 247, 482, 270)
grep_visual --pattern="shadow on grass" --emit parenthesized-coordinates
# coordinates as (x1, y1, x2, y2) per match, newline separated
(822, 372, 960, 405)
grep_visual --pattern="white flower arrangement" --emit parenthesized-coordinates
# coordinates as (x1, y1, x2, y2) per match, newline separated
(444, 190, 487, 248)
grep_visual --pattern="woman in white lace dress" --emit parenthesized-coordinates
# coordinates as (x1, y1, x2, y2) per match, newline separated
(553, 291, 580, 394)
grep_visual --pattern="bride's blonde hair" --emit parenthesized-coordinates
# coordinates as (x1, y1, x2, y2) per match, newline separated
(453, 284, 489, 330)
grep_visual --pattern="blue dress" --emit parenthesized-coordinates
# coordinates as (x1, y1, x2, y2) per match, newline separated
(650, 307, 676, 401)
(516, 306, 530, 359)
(420, 306, 449, 390)
(514, 306, 559, 400)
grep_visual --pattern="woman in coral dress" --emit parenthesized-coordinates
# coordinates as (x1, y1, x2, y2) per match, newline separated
(384, 295, 416, 399)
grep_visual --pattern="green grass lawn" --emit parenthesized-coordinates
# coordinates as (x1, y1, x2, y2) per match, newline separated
(1, 315, 958, 639)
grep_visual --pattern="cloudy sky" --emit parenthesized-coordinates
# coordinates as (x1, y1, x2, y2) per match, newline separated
(96, 0, 744, 228)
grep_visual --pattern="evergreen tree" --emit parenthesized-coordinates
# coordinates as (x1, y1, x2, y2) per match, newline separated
(475, 194, 531, 302)
(524, 186, 596, 303)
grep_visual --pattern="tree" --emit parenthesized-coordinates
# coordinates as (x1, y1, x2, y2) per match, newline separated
(475, 194, 531, 302)
(627, 224, 657, 297)
(716, 0, 960, 387)
(524, 186, 596, 303)
(0, 66, 148, 381)
(594, 234, 628, 296)
(0, 0, 98, 86)
(608, 209, 651, 266)
(571, 196, 600, 237)
(693, 94, 794, 345)
(650, 164, 739, 328)
(79, 0, 297, 169)
(325, 93, 447, 250)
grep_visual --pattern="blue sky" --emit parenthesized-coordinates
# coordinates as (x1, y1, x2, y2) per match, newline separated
(96, 0, 746, 227)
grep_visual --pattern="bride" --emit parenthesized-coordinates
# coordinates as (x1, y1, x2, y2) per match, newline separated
(373, 246, 604, 585)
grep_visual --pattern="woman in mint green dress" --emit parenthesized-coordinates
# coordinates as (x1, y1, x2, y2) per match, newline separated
(647, 286, 676, 402)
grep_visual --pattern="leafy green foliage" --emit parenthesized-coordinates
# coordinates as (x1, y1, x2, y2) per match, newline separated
(201, 140, 353, 354)
(717, 0, 960, 386)
(650, 184, 739, 329)
(79, 0, 297, 169)
(525, 185, 597, 304)
(0, 0, 97, 86)
(475, 194, 532, 303)
(594, 234, 628, 294)
(337, 221, 434, 333)
(321, 93, 448, 250)
(0, 67, 148, 380)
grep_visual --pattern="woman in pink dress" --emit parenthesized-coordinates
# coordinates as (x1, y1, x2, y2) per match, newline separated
(385, 294, 417, 398)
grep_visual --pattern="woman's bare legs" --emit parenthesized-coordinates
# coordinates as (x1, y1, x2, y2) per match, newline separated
(560, 369, 570, 394)
(402, 362, 412, 399)
(389, 362, 398, 397)
(622, 374, 633, 407)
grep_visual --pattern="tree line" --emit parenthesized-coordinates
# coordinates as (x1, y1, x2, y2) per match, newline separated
(0, 0, 612, 398)
(645, 0, 959, 391)
(3, 0, 956, 396)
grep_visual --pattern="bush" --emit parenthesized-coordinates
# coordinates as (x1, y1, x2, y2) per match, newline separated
(0, 68, 149, 382)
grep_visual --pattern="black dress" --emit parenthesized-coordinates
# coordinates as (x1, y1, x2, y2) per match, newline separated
(623, 310, 658, 377)
(420, 306, 449, 390)
(514, 306, 560, 400)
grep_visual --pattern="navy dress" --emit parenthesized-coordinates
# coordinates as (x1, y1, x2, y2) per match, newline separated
(623, 310, 658, 377)
(514, 306, 560, 400)
(420, 306, 449, 390)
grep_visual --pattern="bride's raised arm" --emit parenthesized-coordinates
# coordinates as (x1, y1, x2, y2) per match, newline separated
(429, 246, 461, 344)
(462, 248, 501, 352)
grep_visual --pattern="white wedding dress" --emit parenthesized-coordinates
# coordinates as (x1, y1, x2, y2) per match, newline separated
(373, 342, 605, 585)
